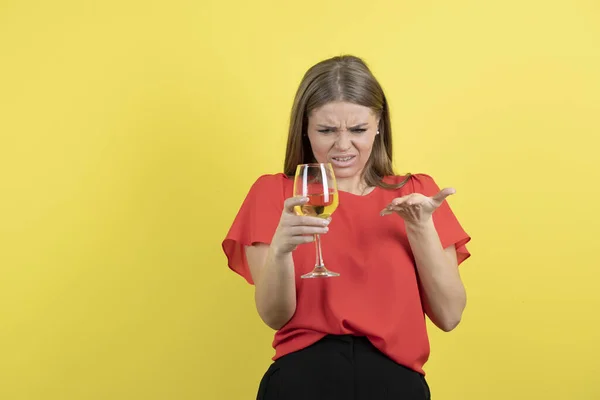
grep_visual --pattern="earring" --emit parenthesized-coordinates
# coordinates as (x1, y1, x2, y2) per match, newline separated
(376, 130, 380, 135)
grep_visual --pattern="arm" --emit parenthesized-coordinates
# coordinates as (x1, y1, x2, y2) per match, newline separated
(381, 183, 468, 332)
(405, 220, 466, 332)
(244, 196, 330, 330)
(245, 244, 296, 330)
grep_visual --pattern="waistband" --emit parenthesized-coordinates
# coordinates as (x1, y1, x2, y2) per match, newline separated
(315, 334, 377, 350)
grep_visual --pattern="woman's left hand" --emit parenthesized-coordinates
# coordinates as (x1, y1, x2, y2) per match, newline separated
(380, 188, 456, 225)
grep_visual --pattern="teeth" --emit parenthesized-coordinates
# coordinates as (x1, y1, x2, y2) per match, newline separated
(334, 156, 353, 162)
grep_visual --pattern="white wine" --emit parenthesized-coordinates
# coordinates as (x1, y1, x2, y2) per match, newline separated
(295, 192, 338, 218)
(293, 163, 341, 278)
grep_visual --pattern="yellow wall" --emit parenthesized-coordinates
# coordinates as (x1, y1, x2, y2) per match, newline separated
(1, 0, 599, 399)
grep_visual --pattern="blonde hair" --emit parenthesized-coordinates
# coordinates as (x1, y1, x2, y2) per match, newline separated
(283, 55, 409, 189)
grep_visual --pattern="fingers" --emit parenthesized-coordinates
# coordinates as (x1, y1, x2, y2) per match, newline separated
(288, 225, 329, 236)
(381, 194, 424, 216)
(274, 197, 334, 253)
(283, 196, 309, 213)
(275, 197, 331, 250)
(432, 187, 456, 203)
(282, 197, 330, 226)
(381, 196, 408, 216)
(380, 188, 456, 218)
(380, 204, 410, 216)
(391, 196, 408, 207)
(380, 208, 394, 216)
(289, 215, 330, 227)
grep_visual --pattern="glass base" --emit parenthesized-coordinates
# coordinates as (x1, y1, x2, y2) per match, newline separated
(301, 266, 340, 279)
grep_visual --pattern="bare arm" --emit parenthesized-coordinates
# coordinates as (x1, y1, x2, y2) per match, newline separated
(381, 187, 467, 332)
(245, 196, 330, 330)
(405, 220, 466, 332)
(245, 245, 296, 330)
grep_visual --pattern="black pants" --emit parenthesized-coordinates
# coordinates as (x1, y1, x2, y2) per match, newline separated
(257, 335, 431, 400)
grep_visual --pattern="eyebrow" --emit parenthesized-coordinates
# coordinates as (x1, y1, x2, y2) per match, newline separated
(316, 123, 369, 129)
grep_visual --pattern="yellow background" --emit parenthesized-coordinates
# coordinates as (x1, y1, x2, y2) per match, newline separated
(1, 0, 599, 399)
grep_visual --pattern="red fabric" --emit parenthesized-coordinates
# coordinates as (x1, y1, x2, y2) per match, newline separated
(222, 173, 471, 375)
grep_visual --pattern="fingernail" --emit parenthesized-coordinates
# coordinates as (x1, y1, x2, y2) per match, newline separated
(323, 219, 330, 225)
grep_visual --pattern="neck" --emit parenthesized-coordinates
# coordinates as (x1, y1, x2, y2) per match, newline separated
(337, 176, 371, 196)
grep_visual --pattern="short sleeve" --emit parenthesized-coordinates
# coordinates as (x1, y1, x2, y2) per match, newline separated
(222, 174, 287, 284)
(410, 174, 472, 265)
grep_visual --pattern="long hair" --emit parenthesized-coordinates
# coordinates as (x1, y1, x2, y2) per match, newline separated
(283, 55, 410, 190)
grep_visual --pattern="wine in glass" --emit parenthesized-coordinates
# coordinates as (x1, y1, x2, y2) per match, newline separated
(294, 163, 340, 279)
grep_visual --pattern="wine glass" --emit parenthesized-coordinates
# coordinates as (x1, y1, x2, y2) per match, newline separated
(293, 163, 340, 278)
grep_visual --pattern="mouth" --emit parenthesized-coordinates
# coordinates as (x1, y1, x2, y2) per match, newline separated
(330, 155, 357, 167)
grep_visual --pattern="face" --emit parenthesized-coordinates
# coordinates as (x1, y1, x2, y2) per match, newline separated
(307, 101, 380, 184)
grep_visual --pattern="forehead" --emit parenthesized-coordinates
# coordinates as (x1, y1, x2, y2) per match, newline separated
(309, 101, 376, 124)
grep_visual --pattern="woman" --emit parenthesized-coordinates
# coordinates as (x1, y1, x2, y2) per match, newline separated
(222, 55, 471, 400)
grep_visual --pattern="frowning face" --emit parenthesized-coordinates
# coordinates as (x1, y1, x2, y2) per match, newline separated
(307, 101, 380, 188)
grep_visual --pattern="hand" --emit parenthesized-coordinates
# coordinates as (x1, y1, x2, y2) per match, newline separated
(380, 188, 456, 225)
(271, 196, 330, 255)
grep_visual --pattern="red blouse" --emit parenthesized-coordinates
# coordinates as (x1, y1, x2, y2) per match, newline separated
(222, 173, 471, 375)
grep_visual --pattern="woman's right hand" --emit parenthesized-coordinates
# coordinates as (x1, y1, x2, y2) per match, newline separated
(270, 196, 330, 256)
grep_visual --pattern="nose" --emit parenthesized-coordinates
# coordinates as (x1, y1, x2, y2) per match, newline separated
(334, 131, 352, 151)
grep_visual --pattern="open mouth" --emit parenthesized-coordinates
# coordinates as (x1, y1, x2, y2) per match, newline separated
(330, 155, 357, 166)
(332, 156, 355, 162)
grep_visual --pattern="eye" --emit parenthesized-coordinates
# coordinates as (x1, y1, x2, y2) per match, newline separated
(317, 129, 333, 134)
(351, 128, 367, 134)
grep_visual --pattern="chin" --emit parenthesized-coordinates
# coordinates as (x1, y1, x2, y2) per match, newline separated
(331, 166, 360, 179)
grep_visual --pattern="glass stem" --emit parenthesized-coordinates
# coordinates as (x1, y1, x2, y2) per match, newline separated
(314, 234, 324, 268)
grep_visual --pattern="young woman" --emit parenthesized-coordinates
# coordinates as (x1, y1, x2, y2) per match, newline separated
(222, 55, 471, 400)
